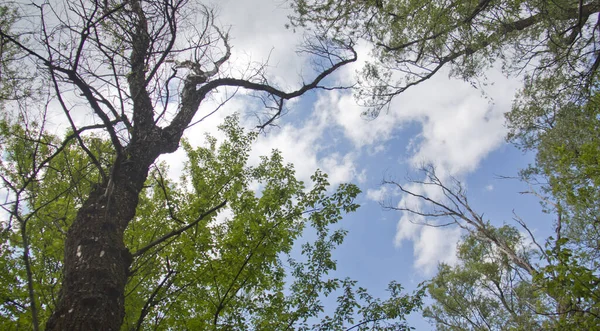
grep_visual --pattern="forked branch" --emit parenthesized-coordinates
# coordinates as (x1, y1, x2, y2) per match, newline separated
(381, 166, 537, 275)
(132, 200, 227, 257)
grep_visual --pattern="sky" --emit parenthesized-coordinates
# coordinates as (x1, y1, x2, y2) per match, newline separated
(146, 0, 558, 328)
(0, 0, 563, 328)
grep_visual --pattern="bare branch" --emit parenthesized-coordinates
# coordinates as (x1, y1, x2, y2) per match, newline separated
(382, 166, 537, 275)
(166, 38, 356, 137)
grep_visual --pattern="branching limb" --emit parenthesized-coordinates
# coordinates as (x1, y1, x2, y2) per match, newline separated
(166, 36, 356, 138)
(132, 200, 227, 257)
(134, 264, 176, 331)
(151, 166, 184, 224)
(382, 166, 537, 275)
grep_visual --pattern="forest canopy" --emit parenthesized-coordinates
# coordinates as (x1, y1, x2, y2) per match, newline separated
(1, 0, 599, 330)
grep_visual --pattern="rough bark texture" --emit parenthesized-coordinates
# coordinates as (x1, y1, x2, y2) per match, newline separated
(46, 130, 175, 330)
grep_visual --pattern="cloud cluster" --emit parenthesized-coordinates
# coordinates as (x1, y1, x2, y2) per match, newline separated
(161, 0, 522, 275)
(330, 65, 520, 274)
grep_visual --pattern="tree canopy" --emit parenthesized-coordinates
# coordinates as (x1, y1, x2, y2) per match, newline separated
(291, 0, 600, 116)
(0, 114, 425, 330)
(2, 0, 600, 330)
(424, 228, 544, 330)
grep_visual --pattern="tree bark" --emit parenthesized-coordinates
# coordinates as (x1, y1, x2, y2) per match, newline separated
(45, 131, 171, 330)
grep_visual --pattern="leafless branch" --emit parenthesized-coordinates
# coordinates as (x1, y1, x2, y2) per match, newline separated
(381, 166, 537, 275)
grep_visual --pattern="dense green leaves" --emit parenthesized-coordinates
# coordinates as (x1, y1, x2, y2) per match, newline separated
(510, 91, 600, 258)
(121, 116, 424, 330)
(534, 237, 600, 330)
(0, 115, 423, 330)
(509, 90, 600, 329)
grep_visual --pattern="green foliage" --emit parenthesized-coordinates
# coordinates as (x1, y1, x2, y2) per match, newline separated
(291, 0, 600, 115)
(540, 101, 600, 261)
(122, 116, 423, 330)
(0, 115, 424, 330)
(534, 237, 600, 330)
(424, 227, 545, 330)
(532, 94, 600, 259)
(508, 89, 600, 327)
(0, 117, 113, 328)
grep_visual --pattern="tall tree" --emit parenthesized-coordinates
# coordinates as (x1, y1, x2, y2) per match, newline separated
(506, 88, 600, 330)
(0, 0, 356, 329)
(290, 0, 600, 115)
(508, 89, 600, 263)
(0, 115, 425, 330)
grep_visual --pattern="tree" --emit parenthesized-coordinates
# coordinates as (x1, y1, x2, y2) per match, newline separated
(0, 0, 359, 329)
(508, 89, 600, 263)
(506, 88, 600, 330)
(381, 166, 600, 329)
(0, 115, 425, 330)
(424, 229, 544, 330)
(290, 0, 600, 115)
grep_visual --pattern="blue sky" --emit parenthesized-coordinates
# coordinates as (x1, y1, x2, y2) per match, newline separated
(154, 0, 555, 328)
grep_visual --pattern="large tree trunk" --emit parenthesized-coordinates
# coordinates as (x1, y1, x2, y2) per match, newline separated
(46, 135, 168, 330)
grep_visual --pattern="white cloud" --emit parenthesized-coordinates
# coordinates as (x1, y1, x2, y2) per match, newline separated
(211, 206, 234, 228)
(249, 106, 360, 187)
(314, 91, 407, 149)
(385, 70, 519, 273)
(413, 226, 462, 274)
(147, 0, 521, 276)
(160, 0, 524, 277)
(292, 62, 520, 274)
(156, 0, 367, 190)
(393, 180, 464, 275)
(406, 98, 506, 175)
(366, 186, 391, 202)
(485, 184, 494, 191)
(356, 169, 367, 184)
(321, 152, 359, 186)
(216, 0, 320, 93)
